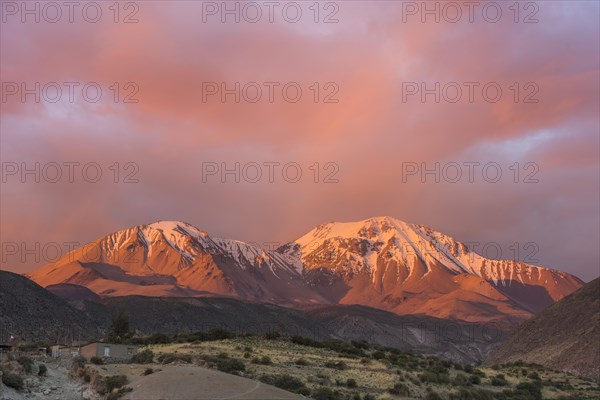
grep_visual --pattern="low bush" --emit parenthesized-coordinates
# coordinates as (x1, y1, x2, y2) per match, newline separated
(449, 388, 496, 400)
(38, 363, 48, 376)
(424, 390, 444, 400)
(388, 382, 410, 395)
(491, 374, 508, 386)
(527, 371, 541, 380)
(295, 358, 309, 366)
(143, 368, 154, 375)
(105, 375, 128, 392)
(419, 371, 450, 384)
(291, 335, 323, 348)
(157, 353, 192, 364)
(453, 373, 471, 387)
(216, 358, 245, 374)
(260, 374, 310, 395)
(312, 387, 344, 400)
(71, 355, 87, 370)
(346, 378, 357, 388)
(265, 331, 281, 340)
(130, 349, 154, 364)
(16, 356, 33, 373)
(324, 361, 347, 370)
(514, 381, 542, 400)
(90, 356, 104, 365)
(1, 370, 24, 390)
(251, 355, 272, 365)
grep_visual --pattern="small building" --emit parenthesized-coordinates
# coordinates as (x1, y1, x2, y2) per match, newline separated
(50, 345, 79, 358)
(80, 343, 138, 360)
(0, 344, 14, 361)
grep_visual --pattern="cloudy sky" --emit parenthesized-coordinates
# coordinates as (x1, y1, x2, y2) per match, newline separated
(1, 1, 598, 281)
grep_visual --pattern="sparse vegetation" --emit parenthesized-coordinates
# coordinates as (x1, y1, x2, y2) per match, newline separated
(490, 374, 508, 386)
(130, 349, 154, 364)
(90, 356, 104, 365)
(124, 332, 599, 400)
(251, 355, 273, 365)
(16, 355, 33, 373)
(157, 352, 192, 364)
(216, 358, 246, 374)
(295, 357, 309, 366)
(1, 370, 24, 390)
(260, 373, 311, 395)
(324, 360, 348, 370)
(105, 374, 128, 392)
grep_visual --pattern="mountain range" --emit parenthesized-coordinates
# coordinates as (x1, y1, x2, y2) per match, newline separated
(26, 216, 584, 326)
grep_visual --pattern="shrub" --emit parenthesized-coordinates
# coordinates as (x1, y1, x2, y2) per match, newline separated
(424, 391, 443, 400)
(388, 382, 410, 395)
(130, 349, 154, 364)
(514, 381, 542, 400)
(363, 395, 376, 400)
(469, 375, 482, 385)
(453, 373, 470, 386)
(449, 388, 496, 400)
(265, 331, 281, 340)
(419, 371, 450, 384)
(312, 387, 344, 400)
(107, 387, 133, 400)
(157, 353, 192, 364)
(38, 363, 48, 376)
(17, 356, 34, 373)
(372, 350, 386, 360)
(260, 374, 310, 395)
(243, 351, 251, 359)
(527, 371, 541, 380)
(351, 340, 369, 350)
(144, 368, 154, 376)
(105, 375, 128, 392)
(90, 356, 104, 365)
(72, 356, 87, 369)
(295, 358, 309, 366)
(251, 355, 272, 365)
(1, 371, 24, 390)
(464, 364, 474, 374)
(291, 335, 323, 348)
(216, 358, 245, 374)
(346, 378, 357, 388)
(491, 374, 508, 386)
(324, 361, 347, 370)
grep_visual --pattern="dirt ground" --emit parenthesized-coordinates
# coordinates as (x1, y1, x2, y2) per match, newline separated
(119, 365, 303, 400)
(0, 357, 98, 400)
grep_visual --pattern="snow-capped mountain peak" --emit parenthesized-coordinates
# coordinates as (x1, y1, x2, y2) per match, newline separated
(27, 217, 584, 324)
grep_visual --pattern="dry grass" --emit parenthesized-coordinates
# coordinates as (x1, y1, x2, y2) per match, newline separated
(84, 338, 600, 399)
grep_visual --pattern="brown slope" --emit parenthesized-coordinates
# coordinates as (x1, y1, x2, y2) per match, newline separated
(0, 270, 105, 342)
(486, 277, 600, 380)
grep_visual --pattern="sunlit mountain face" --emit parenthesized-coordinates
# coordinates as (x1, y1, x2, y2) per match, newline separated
(28, 217, 583, 326)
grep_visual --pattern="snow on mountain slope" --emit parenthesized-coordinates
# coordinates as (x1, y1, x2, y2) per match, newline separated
(277, 216, 583, 322)
(27, 221, 324, 303)
(27, 217, 584, 324)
